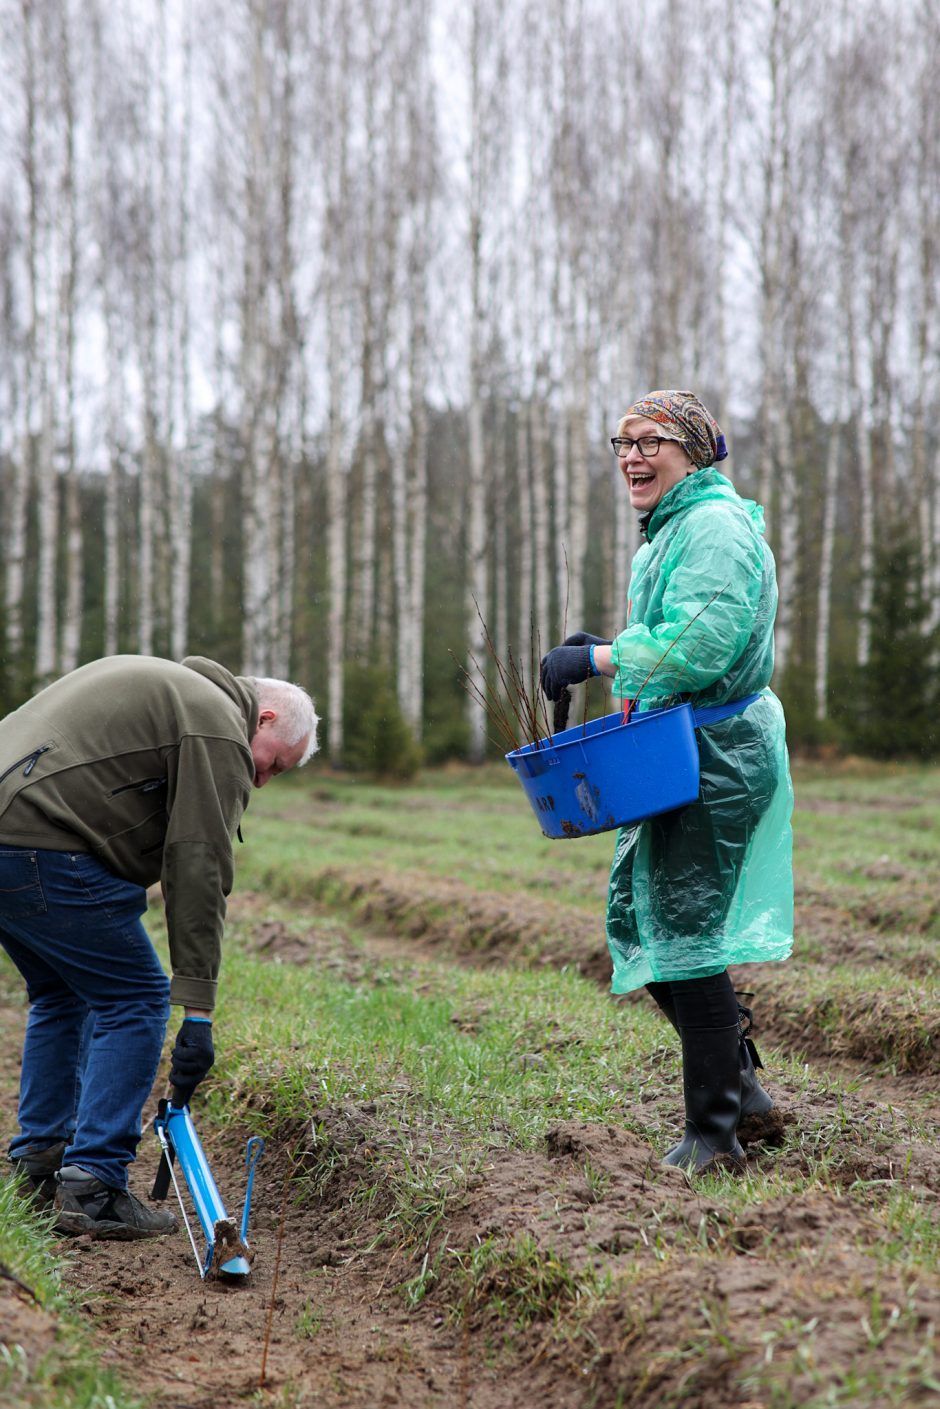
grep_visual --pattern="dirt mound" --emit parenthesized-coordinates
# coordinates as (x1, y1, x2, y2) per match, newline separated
(243, 868, 613, 985)
(737, 963, 940, 1075)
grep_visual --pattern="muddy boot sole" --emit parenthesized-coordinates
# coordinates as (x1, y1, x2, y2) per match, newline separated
(53, 1207, 176, 1240)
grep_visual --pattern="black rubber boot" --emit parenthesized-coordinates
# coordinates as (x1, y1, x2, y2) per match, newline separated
(53, 1166, 177, 1240)
(649, 985, 774, 1119)
(661, 1024, 746, 1174)
(9, 1140, 68, 1207)
(735, 999, 774, 1117)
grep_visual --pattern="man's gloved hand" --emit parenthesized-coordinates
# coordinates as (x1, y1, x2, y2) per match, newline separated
(563, 631, 611, 649)
(169, 1018, 215, 1105)
(540, 644, 593, 701)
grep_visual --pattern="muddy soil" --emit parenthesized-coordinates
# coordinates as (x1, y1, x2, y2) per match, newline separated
(5, 885, 940, 1409)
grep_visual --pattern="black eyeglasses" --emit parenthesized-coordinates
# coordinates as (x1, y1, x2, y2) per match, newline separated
(610, 435, 678, 459)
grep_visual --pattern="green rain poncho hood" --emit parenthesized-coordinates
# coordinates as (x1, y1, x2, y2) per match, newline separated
(605, 467, 793, 991)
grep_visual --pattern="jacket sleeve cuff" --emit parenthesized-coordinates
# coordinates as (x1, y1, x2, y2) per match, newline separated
(169, 975, 218, 1010)
(609, 636, 627, 698)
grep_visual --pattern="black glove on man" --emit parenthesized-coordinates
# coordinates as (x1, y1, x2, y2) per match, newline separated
(169, 1018, 215, 1105)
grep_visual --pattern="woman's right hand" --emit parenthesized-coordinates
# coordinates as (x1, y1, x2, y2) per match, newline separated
(540, 645, 593, 700)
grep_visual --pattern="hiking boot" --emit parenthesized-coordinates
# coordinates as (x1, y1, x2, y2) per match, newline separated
(53, 1165, 177, 1240)
(9, 1140, 67, 1207)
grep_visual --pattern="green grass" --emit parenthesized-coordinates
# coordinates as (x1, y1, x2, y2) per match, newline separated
(0, 1179, 142, 1409)
(234, 762, 940, 1073)
(248, 757, 940, 901)
(187, 910, 665, 1148)
(2, 758, 940, 1406)
(238, 764, 614, 909)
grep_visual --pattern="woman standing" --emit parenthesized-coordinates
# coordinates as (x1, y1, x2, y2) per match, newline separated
(540, 390, 793, 1174)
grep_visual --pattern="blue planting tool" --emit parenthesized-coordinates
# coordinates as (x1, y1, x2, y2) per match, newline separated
(241, 1136, 265, 1243)
(152, 1092, 265, 1281)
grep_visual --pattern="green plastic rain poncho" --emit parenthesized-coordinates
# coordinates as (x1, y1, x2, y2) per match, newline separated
(605, 466, 794, 993)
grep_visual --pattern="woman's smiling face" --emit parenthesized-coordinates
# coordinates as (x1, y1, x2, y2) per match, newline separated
(615, 416, 695, 511)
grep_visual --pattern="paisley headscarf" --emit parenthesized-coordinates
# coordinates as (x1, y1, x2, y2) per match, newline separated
(620, 389, 728, 469)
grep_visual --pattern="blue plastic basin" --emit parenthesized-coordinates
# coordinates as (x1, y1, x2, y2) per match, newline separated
(505, 703, 700, 839)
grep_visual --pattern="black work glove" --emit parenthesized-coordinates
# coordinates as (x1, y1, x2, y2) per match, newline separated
(563, 631, 611, 649)
(169, 1018, 215, 1105)
(539, 644, 593, 701)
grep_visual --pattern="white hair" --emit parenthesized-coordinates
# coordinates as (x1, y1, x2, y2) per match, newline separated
(249, 677, 320, 766)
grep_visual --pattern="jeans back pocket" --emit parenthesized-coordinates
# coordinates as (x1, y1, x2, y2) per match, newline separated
(0, 851, 48, 918)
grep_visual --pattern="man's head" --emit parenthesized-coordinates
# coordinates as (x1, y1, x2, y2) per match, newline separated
(247, 678, 319, 787)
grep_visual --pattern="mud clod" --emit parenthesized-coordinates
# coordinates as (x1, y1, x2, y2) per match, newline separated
(737, 1106, 790, 1147)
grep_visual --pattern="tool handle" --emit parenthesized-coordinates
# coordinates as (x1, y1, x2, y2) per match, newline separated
(240, 1136, 265, 1243)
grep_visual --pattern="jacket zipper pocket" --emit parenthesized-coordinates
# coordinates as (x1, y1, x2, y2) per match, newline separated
(109, 777, 166, 797)
(0, 745, 53, 786)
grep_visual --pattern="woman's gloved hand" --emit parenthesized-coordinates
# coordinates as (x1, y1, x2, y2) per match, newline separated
(540, 644, 594, 701)
(169, 1017, 215, 1105)
(563, 631, 611, 649)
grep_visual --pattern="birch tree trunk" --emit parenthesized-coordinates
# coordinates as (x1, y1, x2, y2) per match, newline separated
(34, 387, 58, 685)
(240, 0, 278, 675)
(350, 3, 383, 657)
(493, 403, 509, 687)
(814, 424, 840, 721)
(272, 0, 300, 679)
(406, 420, 429, 737)
(391, 428, 410, 717)
(168, 4, 194, 662)
(91, 0, 122, 658)
(398, 0, 432, 737)
(404, 276, 430, 737)
(137, 266, 159, 658)
(57, 0, 82, 674)
(324, 0, 351, 762)
(34, 17, 58, 687)
(919, 15, 940, 633)
(566, 370, 590, 642)
(464, 0, 489, 763)
(714, 0, 737, 429)
(515, 398, 533, 706)
(530, 383, 552, 663)
(854, 408, 875, 668)
(325, 356, 348, 762)
(759, 0, 800, 680)
(6, 0, 40, 675)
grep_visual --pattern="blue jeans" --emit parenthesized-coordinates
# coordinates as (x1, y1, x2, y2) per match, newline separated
(0, 848, 170, 1189)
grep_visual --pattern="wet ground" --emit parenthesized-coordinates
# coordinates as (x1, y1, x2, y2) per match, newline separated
(3, 876, 940, 1408)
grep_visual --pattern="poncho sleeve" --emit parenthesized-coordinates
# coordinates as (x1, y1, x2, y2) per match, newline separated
(610, 505, 764, 701)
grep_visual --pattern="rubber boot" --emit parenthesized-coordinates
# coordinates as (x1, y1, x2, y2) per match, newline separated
(661, 1024, 746, 1174)
(735, 999, 774, 1117)
(649, 986, 774, 1120)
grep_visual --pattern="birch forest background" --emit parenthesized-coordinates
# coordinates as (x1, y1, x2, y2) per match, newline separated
(1, 0, 938, 767)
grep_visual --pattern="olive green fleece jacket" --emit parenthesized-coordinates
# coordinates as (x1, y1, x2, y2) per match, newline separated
(0, 655, 259, 1011)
